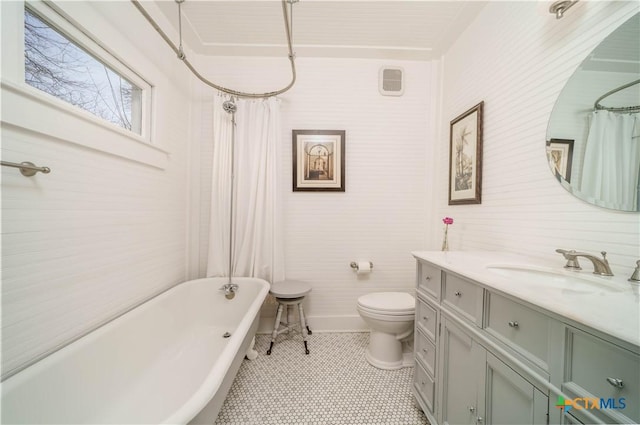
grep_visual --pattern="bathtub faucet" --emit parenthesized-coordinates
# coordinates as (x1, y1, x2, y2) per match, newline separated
(220, 283, 239, 299)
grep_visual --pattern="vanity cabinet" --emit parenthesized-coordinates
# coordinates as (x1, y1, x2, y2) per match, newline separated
(412, 256, 639, 425)
(439, 314, 548, 425)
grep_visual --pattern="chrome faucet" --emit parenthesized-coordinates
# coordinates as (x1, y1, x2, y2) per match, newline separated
(555, 249, 614, 276)
(220, 283, 239, 299)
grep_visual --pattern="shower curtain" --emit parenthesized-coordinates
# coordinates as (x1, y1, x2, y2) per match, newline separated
(580, 110, 640, 211)
(206, 95, 285, 283)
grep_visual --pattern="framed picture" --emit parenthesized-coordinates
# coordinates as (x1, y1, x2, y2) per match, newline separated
(293, 130, 345, 192)
(546, 139, 574, 183)
(449, 102, 484, 205)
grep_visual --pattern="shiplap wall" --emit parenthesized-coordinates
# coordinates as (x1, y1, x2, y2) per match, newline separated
(1, 2, 193, 376)
(193, 58, 433, 330)
(433, 2, 640, 274)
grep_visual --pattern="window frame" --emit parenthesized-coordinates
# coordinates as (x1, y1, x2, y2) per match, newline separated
(24, 0, 153, 141)
(0, 0, 166, 168)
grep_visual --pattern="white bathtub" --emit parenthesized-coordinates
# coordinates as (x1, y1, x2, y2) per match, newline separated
(1, 277, 270, 424)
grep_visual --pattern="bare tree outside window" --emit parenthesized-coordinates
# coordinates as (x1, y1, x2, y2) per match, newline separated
(24, 9, 142, 134)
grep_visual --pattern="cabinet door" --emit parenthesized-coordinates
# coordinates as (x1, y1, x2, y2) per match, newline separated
(481, 352, 548, 425)
(439, 317, 484, 425)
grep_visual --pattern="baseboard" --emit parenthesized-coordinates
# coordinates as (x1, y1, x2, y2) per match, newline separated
(257, 314, 368, 334)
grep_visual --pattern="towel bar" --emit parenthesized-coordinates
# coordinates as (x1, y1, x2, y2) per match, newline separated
(1, 161, 51, 177)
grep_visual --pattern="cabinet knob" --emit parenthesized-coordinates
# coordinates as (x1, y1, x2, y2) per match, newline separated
(422, 316, 429, 321)
(477, 417, 484, 424)
(606, 377, 624, 389)
(454, 291, 462, 297)
(425, 276, 431, 281)
(422, 348, 428, 353)
(468, 406, 475, 413)
(508, 321, 519, 328)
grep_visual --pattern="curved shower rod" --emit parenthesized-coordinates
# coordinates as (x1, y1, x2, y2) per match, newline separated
(129, 0, 297, 99)
(594, 79, 640, 112)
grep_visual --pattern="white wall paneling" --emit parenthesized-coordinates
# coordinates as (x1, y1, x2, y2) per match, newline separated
(193, 57, 433, 330)
(1, 1, 193, 377)
(434, 1, 640, 275)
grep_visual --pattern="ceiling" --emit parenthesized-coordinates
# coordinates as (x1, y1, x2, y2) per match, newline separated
(581, 12, 640, 74)
(154, 1, 488, 61)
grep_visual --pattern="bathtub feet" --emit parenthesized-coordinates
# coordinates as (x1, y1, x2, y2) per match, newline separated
(245, 337, 259, 360)
(266, 342, 274, 355)
(306, 325, 313, 335)
(304, 341, 310, 355)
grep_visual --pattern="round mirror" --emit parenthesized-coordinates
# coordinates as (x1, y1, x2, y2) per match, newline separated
(546, 13, 640, 212)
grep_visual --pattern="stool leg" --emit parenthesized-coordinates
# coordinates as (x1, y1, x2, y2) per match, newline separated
(285, 305, 292, 336)
(298, 302, 310, 355)
(267, 303, 284, 355)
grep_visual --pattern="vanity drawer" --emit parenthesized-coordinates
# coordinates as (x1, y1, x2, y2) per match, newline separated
(442, 273, 483, 326)
(486, 292, 550, 370)
(416, 329, 436, 375)
(414, 360, 435, 413)
(416, 297, 437, 341)
(564, 328, 639, 424)
(417, 261, 441, 300)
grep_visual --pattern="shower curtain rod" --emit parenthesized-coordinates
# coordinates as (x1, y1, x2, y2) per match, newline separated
(129, 0, 297, 99)
(594, 79, 640, 112)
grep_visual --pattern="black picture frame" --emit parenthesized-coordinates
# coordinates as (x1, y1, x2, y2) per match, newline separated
(448, 102, 484, 205)
(292, 130, 346, 192)
(546, 138, 574, 183)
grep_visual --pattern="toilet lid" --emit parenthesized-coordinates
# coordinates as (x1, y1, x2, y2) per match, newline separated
(357, 292, 415, 314)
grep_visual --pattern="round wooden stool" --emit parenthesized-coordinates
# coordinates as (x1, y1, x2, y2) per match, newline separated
(266, 280, 312, 355)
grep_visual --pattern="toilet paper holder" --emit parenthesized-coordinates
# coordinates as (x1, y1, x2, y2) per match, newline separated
(350, 261, 373, 271)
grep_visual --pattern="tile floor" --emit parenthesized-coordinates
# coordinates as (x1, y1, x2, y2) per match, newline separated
(214, 332, 430, 425)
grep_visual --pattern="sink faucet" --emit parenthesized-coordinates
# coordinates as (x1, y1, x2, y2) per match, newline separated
(555, 249, 614, 276)
(220, 282, 239, 299)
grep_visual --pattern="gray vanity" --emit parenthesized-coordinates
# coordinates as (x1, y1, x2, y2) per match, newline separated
(411, 251, 639, 425)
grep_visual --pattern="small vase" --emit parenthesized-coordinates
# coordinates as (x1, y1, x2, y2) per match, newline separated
(441, 226, 449, 251)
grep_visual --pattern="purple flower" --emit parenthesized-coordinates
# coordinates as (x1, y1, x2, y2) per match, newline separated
(443, 217, 454, 225)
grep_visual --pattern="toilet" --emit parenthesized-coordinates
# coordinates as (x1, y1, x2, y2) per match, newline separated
(357, 292, 415, 370)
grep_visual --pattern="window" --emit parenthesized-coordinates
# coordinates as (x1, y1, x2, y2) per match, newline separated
(24, 7, 144, 135)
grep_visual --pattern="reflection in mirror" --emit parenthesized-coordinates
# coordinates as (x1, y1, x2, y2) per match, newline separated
(546, 13, 640, 212)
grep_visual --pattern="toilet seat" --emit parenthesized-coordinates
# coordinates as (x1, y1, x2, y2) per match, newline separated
(357, 292, 415, 316)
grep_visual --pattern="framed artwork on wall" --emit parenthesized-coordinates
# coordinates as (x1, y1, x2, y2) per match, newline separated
(293, 130, 345, 192)
(546, 138, 574, 183)
(448, 101, 484, 205)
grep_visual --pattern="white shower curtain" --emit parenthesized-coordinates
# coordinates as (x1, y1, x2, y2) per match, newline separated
(206, 94, 285, 283)
(580, 110, 640, 211)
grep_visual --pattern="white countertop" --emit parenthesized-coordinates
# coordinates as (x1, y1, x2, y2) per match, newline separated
(411, 251, 640, 349)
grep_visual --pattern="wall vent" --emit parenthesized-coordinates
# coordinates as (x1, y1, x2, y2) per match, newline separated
(379, 66, 404, 96)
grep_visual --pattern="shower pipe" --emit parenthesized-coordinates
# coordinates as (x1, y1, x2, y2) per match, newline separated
(129, 0, 297, 99)
(223, 99, 237, 285)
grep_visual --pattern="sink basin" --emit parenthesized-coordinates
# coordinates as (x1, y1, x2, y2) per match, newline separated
(485, 264, 624, 294)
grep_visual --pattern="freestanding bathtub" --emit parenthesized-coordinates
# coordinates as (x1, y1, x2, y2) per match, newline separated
(1, 277, 270, 424)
